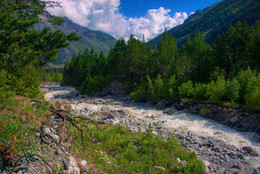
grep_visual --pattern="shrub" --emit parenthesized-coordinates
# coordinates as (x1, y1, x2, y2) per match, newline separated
(224, 78, 240, 101)
(206, 76, 226, 102)
(178, 81, 194, 98)
(200, 108, 210, 117)
(244, 74, 260, 109)
(237, 68, 257, 102)
(192, 83, 208, 101)
(130, 83, 146, 101)
(82, 75, 110, 94)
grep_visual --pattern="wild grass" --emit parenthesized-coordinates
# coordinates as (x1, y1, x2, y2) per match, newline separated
(68, 120, 205, 173)
(0, 96, 50, 167)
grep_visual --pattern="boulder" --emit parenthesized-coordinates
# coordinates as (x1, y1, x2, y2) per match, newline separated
(63, 156, 80, 174)
(52, 99, 71, 112)
(163, 108, 177, 115)
(98, 79, 127, 97)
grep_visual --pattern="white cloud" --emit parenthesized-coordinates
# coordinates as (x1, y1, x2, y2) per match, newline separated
(46, 0, 190, 41)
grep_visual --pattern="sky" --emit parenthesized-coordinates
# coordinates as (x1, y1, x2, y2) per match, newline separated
(46, 0, 221, 41)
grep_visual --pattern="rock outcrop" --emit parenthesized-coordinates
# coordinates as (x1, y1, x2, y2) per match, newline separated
(97, 79, 127, 97)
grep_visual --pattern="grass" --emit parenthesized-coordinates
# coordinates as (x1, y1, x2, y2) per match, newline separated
(68, 120, 205, 174)
(200, 108, 210, 117)
(0, 96, 50, 167)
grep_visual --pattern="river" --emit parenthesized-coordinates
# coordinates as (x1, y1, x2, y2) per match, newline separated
(43, 84, 260, 173)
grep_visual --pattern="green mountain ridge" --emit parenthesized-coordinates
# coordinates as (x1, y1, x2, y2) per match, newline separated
(36, 17, 117, 64)
(148, 0, 260, 46)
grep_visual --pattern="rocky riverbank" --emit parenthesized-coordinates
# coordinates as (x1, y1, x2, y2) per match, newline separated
(43, 84, 260, 174)
(164, 100, 260, 135)
(0, 97, 88, 174)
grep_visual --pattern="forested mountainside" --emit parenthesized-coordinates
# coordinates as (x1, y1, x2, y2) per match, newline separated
(148, 0, 260, 46)
(35, 17, 117, 64)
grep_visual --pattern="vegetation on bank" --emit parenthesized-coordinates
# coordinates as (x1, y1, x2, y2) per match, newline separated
(0, 1, 205, 173)
(63, 21, 260, 110)
(39, 68, 63, 83)
(0, 96, 50, 167)
(68, 119, 205, 173)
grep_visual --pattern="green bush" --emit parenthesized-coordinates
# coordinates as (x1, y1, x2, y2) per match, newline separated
(130, 83, 146, 101)
(224, 78, 240, 101)
(178, 80, 194, 98)
(82, 75, 110, 94)
(237, 68, 257, 102)
(200, 108, 210, 116)
(244, 74, 260, 109)
(192, 83, 208, 101)
(206, 76, 226, 102)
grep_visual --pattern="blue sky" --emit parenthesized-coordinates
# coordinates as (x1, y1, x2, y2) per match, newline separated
(120, 0, 221, 18)
(48, 0, 221, 41)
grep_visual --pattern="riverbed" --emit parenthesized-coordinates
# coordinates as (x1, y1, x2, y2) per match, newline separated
(43, 84, 260, 173)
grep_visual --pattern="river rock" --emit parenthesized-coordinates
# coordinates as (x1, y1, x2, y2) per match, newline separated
(230, 116, 239, 125)
(52, 99, 71, 111)
(242, 146, 258, 156)
(163, 108, 177, 115)
(63, 156, 80, 174)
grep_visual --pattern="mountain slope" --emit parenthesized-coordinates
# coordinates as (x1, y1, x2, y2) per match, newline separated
(148, 0, 260, 46)
(36, 17, 117, 64)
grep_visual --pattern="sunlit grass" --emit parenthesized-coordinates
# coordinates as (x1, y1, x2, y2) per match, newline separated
(68, 119, 205, 174)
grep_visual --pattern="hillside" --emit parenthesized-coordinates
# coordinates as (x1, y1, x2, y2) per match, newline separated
(148, 0, 260, 46)
(36, 17, 117, 64)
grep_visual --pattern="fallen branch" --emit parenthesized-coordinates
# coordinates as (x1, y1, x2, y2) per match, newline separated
(49, 108, 95, 150)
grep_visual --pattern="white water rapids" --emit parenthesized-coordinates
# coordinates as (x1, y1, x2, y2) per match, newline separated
(44, 85, 260, 168)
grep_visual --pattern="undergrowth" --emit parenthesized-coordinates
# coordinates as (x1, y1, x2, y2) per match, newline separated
(0, 96, 50, 167)
(68, 120, 205, 174)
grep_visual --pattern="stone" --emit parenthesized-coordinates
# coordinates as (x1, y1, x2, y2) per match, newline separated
(163, 108, 177, 115)
(233, 105, 240, 109)
(52, 99, 71, 111)
(63, 156, 80, 174)
(230, 116, 239, 125)
(152, 166, 166, 171)
(233, 171, 246, 174)
(181, 160, 187, 167)
(98, 79, 127, 97)
(242, 146, 258, 156)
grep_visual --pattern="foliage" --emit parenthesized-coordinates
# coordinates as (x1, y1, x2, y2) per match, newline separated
(192, 83, 208, 101)
(200, 108, 210, 117)
(0, 97, 50, 167)
(68, 121, 205, 174)
(39, 68, 63, 83)
(0, 0, 79, 98)
(64, 21, 260, 110)
(178, 81, 194, 98)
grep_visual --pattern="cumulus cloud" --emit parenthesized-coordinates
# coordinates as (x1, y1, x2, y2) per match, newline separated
(46, 0, 190, 41)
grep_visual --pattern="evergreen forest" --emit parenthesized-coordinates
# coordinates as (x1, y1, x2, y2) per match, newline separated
(64, 21, 260, 110)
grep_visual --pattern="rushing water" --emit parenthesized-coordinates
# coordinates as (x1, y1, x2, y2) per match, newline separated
(44, 84, 260, 168)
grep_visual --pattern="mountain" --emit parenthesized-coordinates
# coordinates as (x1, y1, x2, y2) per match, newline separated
(36, 17, 117, 64)
(148, 0, 260, 47)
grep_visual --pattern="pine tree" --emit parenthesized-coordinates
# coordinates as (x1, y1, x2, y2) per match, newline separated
(0, 0, 79, 98)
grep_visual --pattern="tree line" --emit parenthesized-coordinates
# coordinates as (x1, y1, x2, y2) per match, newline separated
(64, 21, 259, 109)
